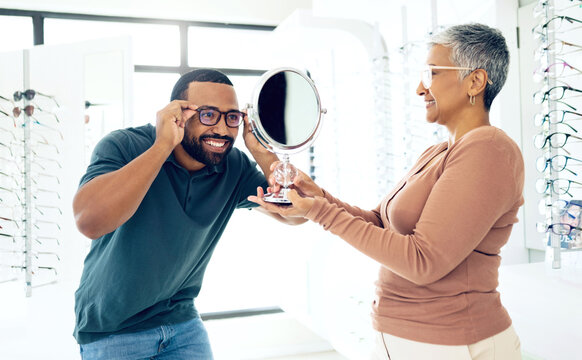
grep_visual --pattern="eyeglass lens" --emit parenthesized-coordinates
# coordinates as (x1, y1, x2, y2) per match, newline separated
(197, 107, 244, 127)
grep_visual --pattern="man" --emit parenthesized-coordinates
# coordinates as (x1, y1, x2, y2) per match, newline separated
(72, 69, 302, 359)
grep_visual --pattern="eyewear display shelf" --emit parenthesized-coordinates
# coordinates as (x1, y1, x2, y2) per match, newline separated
(533, 0, 582, 269)
(0, 63, 63, 296)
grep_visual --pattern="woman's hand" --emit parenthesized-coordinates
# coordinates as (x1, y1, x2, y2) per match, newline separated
(267, 161, 324, 198)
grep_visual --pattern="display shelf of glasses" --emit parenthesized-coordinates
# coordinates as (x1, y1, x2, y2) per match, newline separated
(532, 0, 582, 268)
(0, 89, 63, 295)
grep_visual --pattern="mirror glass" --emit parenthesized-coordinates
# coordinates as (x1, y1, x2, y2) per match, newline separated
(256, 70, 320, 149)
(249, 67, 324, 204)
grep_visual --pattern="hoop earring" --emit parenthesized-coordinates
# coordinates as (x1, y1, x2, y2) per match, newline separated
(469, 94, 475, 106)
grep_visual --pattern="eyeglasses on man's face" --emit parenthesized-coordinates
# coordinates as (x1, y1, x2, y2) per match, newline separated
(195, 106, 245, 128)
(420, 65, 493, 89)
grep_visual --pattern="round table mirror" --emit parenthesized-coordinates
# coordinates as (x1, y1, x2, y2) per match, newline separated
(247, 67, 325, 204)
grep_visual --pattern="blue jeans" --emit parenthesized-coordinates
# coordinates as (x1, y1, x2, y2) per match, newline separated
(79, 317, 213, 360)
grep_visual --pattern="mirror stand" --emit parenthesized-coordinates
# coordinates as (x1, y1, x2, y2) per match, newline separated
(263, 153, 298, 205)
(248, 67, 324, 206)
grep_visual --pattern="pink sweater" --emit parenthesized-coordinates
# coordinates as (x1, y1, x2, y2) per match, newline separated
(305, 126, 524, 345)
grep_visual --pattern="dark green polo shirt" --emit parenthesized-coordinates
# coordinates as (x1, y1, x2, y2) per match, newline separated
(73, 124, 267, 345)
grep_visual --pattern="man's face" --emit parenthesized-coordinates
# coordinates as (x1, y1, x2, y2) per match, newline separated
(181, 81, 240, 166)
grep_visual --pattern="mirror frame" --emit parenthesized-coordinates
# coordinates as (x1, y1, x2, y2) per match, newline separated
(248, 67, 325, 155)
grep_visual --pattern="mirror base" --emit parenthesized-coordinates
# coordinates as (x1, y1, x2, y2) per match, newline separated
(263, 189, 292, 205)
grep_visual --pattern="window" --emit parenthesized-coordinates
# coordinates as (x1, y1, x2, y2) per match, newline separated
(44, 19, 180, 66)
(0, 16, 33, 52)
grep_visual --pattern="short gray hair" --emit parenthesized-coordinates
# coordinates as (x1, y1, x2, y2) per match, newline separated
(429, 23, 509, 111)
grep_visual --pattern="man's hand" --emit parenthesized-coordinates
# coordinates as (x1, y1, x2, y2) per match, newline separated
(242, 113, 272, 155)
(154, 100, 198, 152)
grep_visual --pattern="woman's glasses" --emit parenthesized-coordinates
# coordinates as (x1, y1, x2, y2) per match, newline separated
(420, 65, 493, 89)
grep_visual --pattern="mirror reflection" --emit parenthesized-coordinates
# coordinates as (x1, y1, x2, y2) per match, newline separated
(257, 70, 320, 148)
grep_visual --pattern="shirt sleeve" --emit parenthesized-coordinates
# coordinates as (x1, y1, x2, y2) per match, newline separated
(78, 130, 135, 188)
(305, 134, 524, 285)
(235, 153, 269, 209)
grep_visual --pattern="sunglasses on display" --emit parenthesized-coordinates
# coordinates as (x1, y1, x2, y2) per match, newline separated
(13, 90, 59, 107)
(195, 106, 245, 128)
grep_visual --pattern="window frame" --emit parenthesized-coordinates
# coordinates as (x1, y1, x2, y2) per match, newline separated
(0, 7, 281, 320)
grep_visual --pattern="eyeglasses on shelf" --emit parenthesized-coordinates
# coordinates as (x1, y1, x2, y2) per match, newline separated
(13, 90, 59, 108)
(535, 109, 582, 127)
(537, 154, 582, 175)
(537, 222, 582, 236)
(533, 85, 582, 104)
(534, 131, 582, 149)
(536, 178, 582, 196)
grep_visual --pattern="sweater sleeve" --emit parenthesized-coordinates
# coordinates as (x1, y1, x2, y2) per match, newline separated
(305, 133, 523, 285)
(321, 188, 383, 227)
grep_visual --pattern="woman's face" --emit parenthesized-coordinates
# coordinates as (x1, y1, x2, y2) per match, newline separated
(416, 45, 468, 126)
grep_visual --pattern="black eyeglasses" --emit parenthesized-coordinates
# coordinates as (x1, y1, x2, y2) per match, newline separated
(536, 178, 582, 196)
(534, 131, 582, 149)
(537, 154, 582, 175)
(195, 106, 245, 128)
(13, 90, 59, 107)
(533, 86, 582, 104)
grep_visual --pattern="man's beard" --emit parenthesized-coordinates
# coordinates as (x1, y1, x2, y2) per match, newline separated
(181, 128, 234, 166)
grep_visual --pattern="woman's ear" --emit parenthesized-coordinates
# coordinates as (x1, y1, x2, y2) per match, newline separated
(467, 69, 489, 97)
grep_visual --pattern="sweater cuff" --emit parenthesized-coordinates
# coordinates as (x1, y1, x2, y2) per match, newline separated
(305, 196, 329, 222)
(321, 188, 337, 204)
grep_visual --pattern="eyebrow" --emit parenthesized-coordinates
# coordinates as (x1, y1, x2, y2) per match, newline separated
(199, 105, 241, 112)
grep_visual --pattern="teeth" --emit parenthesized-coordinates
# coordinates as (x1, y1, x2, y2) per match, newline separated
(206, 140, 225, 148)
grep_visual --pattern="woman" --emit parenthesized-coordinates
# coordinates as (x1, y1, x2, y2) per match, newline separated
(250, 23, 523, 360)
